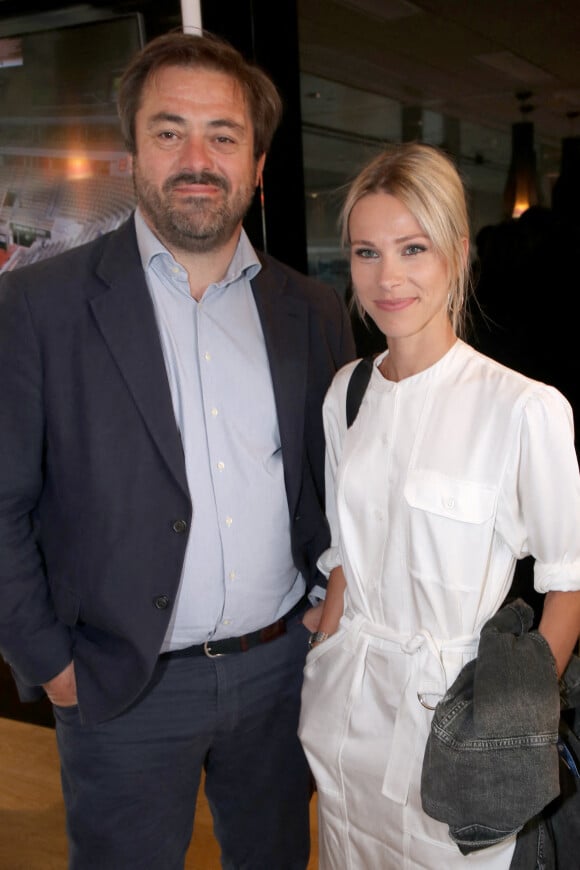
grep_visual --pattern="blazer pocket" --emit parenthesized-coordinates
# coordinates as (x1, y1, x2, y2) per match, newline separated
(404, 470, 496, 525)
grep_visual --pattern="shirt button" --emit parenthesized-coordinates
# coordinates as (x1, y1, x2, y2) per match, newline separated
(223, 619, 232, 626)
(445, 497, 456, 510)
(204, 352, 211, 361)
(225, 516, 233, 527)
(153, 595, 170, 609)
(211, 407, 218, 416)
(217, 461, 225, 471)
(229, 571, 236, 580)
(172, 519, 188, 533)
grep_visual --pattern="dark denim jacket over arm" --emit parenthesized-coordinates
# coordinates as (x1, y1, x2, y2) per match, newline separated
(421, 599, 580, 868)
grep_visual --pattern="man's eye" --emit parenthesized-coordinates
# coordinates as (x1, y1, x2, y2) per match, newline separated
(212, 136, 238, 153)
(159, 131, 177, 140)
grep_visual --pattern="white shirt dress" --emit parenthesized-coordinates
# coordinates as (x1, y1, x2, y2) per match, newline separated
(299, 340, 580, 869)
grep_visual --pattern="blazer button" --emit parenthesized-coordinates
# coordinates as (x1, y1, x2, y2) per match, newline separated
(172, 519, 188, 533)
(153, 595, 170, 610)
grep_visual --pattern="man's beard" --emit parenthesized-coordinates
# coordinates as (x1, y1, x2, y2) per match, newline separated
(133, 166, 257, 254)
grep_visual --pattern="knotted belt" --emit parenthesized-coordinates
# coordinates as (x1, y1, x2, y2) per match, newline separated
(341, 612, 479, 806)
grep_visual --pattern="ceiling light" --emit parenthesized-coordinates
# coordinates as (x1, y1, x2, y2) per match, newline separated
(503, 94, 541, 219)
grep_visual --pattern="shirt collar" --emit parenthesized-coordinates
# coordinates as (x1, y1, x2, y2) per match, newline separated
(134, 207, 261, 287)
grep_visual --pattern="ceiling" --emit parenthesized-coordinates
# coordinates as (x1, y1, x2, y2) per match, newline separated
(298, 0, 580, 148)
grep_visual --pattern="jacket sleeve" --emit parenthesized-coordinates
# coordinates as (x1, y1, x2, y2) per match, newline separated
(0, 274, 73, 688)
(316, 360, 360, 578)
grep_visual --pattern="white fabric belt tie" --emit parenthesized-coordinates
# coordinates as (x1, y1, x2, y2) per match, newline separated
(341, 613, 478, 807)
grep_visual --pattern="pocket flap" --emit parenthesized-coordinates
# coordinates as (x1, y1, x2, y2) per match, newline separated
(404, 470, 496, 524)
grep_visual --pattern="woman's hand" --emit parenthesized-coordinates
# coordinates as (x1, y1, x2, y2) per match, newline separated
(538, 590, 580, 676)
(306, 566, 347, 647)
(302, 603, 324, 632)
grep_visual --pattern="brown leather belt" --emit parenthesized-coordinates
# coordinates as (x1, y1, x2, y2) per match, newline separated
(159, 594, 309, 659)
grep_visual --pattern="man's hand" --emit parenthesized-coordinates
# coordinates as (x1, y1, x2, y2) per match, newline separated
(43, 661, 77, 707)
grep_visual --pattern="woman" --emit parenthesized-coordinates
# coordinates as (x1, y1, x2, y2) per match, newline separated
(298, 143, 580, 869)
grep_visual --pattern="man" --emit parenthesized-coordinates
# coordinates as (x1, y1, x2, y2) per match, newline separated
(0, 32, 355, 869)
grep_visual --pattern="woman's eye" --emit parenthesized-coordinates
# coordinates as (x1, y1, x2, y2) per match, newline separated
(353, 248, 378, 259)
(404, 244, 426, 256)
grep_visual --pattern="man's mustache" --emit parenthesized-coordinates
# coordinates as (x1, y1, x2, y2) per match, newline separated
(163, 172, 229, 193)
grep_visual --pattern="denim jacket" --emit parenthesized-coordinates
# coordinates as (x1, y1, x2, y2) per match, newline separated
(511, 666, 580, 870)
(421, 599, 580, 867)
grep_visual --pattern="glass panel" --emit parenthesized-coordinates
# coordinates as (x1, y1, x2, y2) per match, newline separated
(0, 1, 182, 273)
(300, 74, 519, 290)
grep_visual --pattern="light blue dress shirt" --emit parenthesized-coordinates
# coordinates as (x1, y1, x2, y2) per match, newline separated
(134, 210, 305, 650)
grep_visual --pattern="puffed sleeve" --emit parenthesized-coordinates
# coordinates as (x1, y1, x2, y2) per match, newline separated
(316, 361, 360, 577)
(496, 383, 580, 592)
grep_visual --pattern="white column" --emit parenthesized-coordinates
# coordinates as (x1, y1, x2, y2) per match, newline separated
(180, 0, 203, 33)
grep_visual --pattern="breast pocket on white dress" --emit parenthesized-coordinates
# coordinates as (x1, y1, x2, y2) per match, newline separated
(403, 470, 497, 596)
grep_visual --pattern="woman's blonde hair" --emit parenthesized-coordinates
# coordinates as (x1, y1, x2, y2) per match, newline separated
(341, 143, 471, 337)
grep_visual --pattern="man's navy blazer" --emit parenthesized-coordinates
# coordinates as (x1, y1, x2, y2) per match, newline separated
(0, 217, 355, 724)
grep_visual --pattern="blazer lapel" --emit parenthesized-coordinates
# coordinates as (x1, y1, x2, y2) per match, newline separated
(251, 260, 308, 517)
(89, 220, 188, 494)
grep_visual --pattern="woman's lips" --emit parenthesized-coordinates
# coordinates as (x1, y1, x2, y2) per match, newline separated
(374, 298, 415, 312)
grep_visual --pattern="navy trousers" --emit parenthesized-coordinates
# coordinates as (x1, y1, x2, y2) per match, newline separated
(54, 614, 312, 869)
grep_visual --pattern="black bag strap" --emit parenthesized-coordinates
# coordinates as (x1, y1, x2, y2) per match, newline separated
(346, 356, 374, 428)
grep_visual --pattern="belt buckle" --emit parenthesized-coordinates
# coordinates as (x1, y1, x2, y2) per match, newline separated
(203, 640, 225, 658)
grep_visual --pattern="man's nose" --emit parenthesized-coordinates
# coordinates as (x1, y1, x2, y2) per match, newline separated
(179, 135, 213, 170)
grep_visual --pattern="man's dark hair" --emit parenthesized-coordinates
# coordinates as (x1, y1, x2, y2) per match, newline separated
(118, 30, 283, 159)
